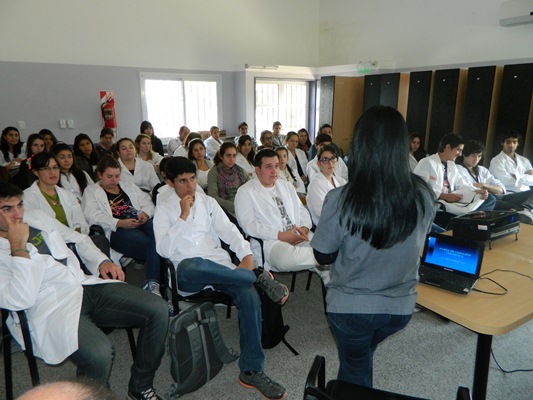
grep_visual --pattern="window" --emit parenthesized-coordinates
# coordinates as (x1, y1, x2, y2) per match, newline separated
(255, 80, 308, 134)
(140, 73, 221, 141)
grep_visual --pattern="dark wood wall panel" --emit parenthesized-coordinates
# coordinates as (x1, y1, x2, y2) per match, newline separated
(428, 69, 460, 153)
(406, 71, 432, 144)
(379, 73, 400, 108)
(493, 63, 533, 156)
(363, 75, 381, 111)
(318, 76, 335, 129)
(460, 66, 496, 143)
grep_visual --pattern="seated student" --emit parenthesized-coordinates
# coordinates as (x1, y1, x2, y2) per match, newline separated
(413, 133, 495, 224)
(187, 138, 213, 191)
(207, 142, 249, 217)
(94, 127, 116, 159)
(257, 130, 274, 151)
(0, 183, 168, 400)
(82, 157, 163, 298)
(140, 120, 164, 157)
(297, 128, 312, 157)
(489, 129, 533, 194)
(154, 156, 288, 400)
(73, 133, 100, 180)
(275, 147, 306, 198)
(173, 132, 201, 157)
(285, 131, 309, 186)
(39, 129, 58, 152)
(271, 121, 284, 148)
(307, 133, 348, 182)
(234, 122, 259, 148)
(234, 149, 328, 281)
(307, 145, 347, 226)
(0, 126, 25, 174)
(457, 140, 533, 219)
(12, 133, 46, 190)
(308, 124, 341, 161)
(235, 135, 256, 178)
(204, 126, 224, 160)
(52, 143, 95, 203)
(22, 152, 110, 257)
(117, 138, 160, 193)
(135, 134, 164, 173)
(167, 125, 190, 156)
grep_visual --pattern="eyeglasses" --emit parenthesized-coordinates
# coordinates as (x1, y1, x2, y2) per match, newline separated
(39, 166, 60, 172)
(319, 156, 338, 164)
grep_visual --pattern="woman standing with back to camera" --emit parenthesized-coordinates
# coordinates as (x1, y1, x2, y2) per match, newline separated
(311, 106, 436, 388)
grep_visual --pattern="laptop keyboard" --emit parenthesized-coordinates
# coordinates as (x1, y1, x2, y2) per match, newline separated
(420, 267, 475, 288)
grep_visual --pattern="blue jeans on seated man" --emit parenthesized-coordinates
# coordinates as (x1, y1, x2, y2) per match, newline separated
(177, 257, 264, 373)
(110, 219, 160, 281)
(328, 312, 411, 388)
(69, 283, 168, 392)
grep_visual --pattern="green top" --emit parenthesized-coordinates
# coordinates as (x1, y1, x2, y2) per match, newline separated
(41, 190, 71, 230)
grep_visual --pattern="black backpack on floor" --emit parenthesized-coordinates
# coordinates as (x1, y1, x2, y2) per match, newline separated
(256, 285, 299, 356)
(167, 302, 238, 398)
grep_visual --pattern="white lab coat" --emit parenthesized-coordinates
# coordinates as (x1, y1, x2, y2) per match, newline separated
(204, 136, 224, 160)
(81, 181, 154, 263)
(413, 153, 475, 199)
(287, 148, 309, 179)
(166, 137, 182, 156)
(0, 209, 116, 364)
(456, 164, 506, 194)
(235, 152, 255, 178)
(59, 171, 95, 203)
(235, 178, 312, 269)
(23, 181, 90, 234)
(172, 146, 188, 157)
(307, 173, 347, 226)
(489, 151, 533, 192)
(154, 190, 252, 295)
(307, 155, 348, 182)
(118, 158, 160, 192)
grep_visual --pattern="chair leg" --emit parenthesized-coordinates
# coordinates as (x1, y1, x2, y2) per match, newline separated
(225, 300, 232, 319)
(126, 328, 137, 360)
(305, 270, 313, 291)
(3, 316, 14, 400)
(290, 272, 297, 292)
(321, 282, 327, 315)
(17, 311, 40, 387)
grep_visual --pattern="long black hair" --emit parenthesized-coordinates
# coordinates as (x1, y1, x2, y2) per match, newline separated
(73, 133, 100, 166)
(340, 106, 434, 249)
(52, 143, 89, 193)
(1, 126, 23, 161)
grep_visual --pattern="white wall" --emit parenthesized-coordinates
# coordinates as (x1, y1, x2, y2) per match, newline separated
(0, 0, 320, 70)
(318, 0, 533, 70)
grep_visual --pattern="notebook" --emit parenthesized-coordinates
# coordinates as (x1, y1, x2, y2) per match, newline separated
(419, 233, 485, 294)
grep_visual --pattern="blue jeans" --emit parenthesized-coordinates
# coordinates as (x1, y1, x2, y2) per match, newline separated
(328, 313, 412, 388)
(177, 258, 264, 372)
(110, 219, 161, 281)
(69, 283, 168, 392)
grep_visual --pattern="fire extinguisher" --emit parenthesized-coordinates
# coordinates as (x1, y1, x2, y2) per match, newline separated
(101, 97, 117, 129)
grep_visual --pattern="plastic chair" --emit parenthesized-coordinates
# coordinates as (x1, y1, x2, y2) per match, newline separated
(161, 258, 233, 318)
(304, 355, 471, 400)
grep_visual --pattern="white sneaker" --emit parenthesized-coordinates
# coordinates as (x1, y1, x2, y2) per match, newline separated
(143, 280, 161, 297)
(517, 209, 533, 225)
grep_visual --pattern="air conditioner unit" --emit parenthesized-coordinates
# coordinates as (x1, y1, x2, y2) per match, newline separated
(499, 0, 533, 26)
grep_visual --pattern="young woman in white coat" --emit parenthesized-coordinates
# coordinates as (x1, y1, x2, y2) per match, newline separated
(116, 137, 160, 193)
(235, 134, 256, 178)
(52, 143, 94, 203)
(306, 145, 347, 225)
(285, 131, 309, 186)
(187, 138, 213, 191)
(82, 156, 162, 295)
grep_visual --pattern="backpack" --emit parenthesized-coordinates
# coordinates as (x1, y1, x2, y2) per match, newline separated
(255, 285, 299, 356)
(167, 302, 238, 398)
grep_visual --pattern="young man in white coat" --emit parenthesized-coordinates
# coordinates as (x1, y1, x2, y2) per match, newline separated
(0, 183, 168, 400)
(153, 156, 289, 400)
(235, 149, 329, 282)
(489, 130, 533, 194)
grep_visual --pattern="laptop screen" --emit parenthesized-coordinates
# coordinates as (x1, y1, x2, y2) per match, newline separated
(421, 234, 485, 275)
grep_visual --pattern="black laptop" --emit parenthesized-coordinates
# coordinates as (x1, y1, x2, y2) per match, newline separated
(419, 233, 485, 294)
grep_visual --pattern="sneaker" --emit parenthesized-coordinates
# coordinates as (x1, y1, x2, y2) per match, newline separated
(255, 271, 289, 305)
(128, 387, 161, 400)
(167, 299, 174, 317)
(143, 280, 161, 297)
(120, 256, 135, 268)
(517, 209, 533, 225)
(238, 371, 287, 400)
